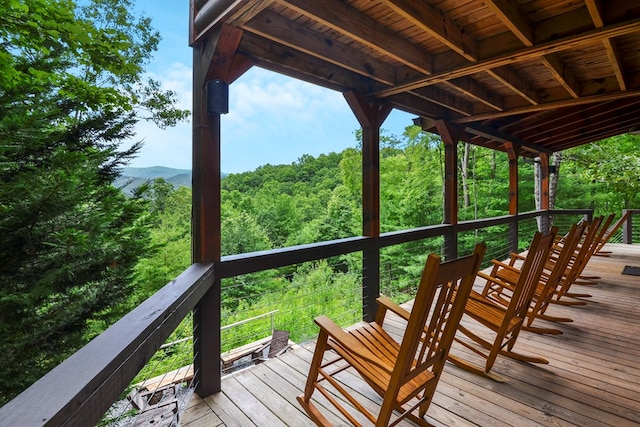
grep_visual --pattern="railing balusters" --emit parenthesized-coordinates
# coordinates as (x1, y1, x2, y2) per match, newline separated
(11, 208, 640, 424)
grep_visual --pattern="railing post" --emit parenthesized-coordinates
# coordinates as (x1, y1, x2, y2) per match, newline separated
(509, 216, 519, 254)
(362, 246, 380, 322)
(436, 120, 460, 260)
(623, 209, 632, 244)
(444, 227, 458, 261)
(540, 211, 551, 233)
(506, 142, 519, 255)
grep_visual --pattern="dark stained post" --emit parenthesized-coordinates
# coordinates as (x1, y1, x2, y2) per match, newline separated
(436, 120, 459, 260)
(622, 209, 632, 244)
(538, 153, 550, 232)
(192, 38, 223, 397)
(505, 142, 520, 253)
(191, 24, 249, 397)
(344, 92, 392, 322)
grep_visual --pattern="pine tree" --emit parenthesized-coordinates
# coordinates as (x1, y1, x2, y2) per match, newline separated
(0, 0, 187, 403)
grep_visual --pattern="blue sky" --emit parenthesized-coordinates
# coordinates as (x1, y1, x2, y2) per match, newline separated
(130, 0, 415, 173)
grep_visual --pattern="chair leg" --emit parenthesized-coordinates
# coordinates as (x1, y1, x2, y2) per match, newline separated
(536, 311, 573, 323)
(498, 348, 549, 364)
(447, 353, 507, 382)
(296, 395, 332, 426)
(523, 324, 563, 335)
(406, 412, 436, 427)
(552, 298, 587, 306)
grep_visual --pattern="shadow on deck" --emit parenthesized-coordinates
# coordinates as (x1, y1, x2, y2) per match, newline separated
(182, 243, 640, 426)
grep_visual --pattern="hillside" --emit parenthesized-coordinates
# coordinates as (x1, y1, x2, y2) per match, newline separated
(115, 166, 192, 194)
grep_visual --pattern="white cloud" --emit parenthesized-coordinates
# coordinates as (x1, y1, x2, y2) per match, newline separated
(127, 63, 415, 173)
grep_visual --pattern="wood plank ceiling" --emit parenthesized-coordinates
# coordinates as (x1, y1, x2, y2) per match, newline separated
(190, 0, 640, 158)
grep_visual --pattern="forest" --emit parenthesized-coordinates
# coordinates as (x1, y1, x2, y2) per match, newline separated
(2, 0, 640, 406)
(125, 130, 639, 386)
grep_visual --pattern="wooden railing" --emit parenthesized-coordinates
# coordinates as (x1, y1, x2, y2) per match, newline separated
(5, 208, 636, 426)
(0, 263, 214, 426)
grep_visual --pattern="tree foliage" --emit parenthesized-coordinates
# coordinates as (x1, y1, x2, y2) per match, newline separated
(0, 0, 187, 403)
(89, 123, 639, 405)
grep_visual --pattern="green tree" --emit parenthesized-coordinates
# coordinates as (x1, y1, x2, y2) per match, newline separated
(129, 182, 192, 307)
(0, 0, 187, 403)
(558, 135, 640, 213)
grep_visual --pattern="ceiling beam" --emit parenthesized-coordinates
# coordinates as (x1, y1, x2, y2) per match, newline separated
(484, 0, 580, 99)
(191, 0, 274, 45)
(275, 0, 434, 75)
(453, 88, 640, 123)
(464, 123, 552, 156)
(244, 10, 397, 85)
(275, 0, 505, 112)
(238, 32, 374, 93)
(373, 17, 640, 97)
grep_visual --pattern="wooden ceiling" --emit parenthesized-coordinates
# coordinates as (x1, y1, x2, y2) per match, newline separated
(190, 0, 640, 157)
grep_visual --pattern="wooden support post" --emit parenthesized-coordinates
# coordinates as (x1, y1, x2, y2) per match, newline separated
(192, 42, 222, 397)
(505, 142, 520, 253)
(436, 120, 459, 260)
(538, 153, 550, 232)
(191, 25, 250, 398)
(344, 92, 391, 322)
(622, 209, 633, 244)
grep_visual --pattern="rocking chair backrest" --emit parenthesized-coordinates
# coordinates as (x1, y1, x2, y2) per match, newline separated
(396, 243, 486, 386)
(540, 222, 586, 300)
(595, 211, 631, 253)
(505, 231, 555, 323)
(564, 216, 603, 279)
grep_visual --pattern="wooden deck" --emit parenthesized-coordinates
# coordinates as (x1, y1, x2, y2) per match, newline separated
(181, 244, 640, 427)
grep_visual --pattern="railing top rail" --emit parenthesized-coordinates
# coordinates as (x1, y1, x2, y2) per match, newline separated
(221, 310, 279, 331)
(0, 263, 215, 427)
(3, 208, 612, 425)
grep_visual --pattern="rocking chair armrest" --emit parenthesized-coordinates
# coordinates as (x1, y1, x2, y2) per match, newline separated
(509, 252, 526, 263)
(490, 259, 521, 273)
(477, 271, 516, 292)
(314, 316, 391, 372)
(376, 296, 411, 322)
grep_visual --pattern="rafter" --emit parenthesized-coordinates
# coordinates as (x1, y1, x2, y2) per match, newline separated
(374, 17, 640, 97)
(464, 123, 552, 156)
(238, 32, 374, 93)
(380, 0, 478, 61)
(483, 0, 533, 46)
(243, 10, 397, 85)
(452, 89, 640, 123)
(586, 0, 627, 90)
(487, 68, 540, 105)
(275, 0, 506, 112)
(540, 54, 581, 98)
(465, 0, 580, 100)
(191, 0, 274, 45)
(274, 0, 433, 75)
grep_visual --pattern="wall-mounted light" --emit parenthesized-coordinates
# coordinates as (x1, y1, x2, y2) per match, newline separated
(206, 79, 228, 115)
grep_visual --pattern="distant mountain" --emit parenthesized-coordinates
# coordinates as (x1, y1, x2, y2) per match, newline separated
(115, 166, 193, 194)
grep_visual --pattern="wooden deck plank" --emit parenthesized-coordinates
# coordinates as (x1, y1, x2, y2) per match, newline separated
(184, 243, 640, 426)
(181, 394, 224, 427)
(201, 388, 256, 427)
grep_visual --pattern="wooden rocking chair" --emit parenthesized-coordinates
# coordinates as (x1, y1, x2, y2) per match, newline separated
(594, 211, 631, 256)
(297, 243, 486, 427)
(553, 215, 611, 302)
(447, 231, 555, 380)
(480, 223, 586, 335)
